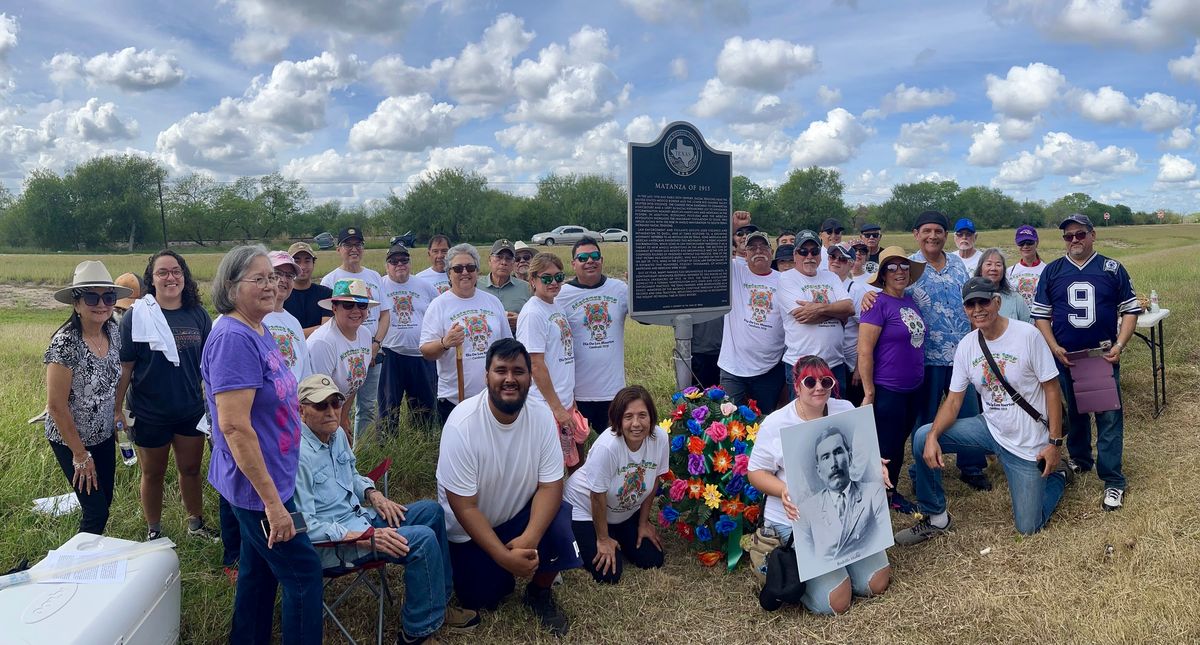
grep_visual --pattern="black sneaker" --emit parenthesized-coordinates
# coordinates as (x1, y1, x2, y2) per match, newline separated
(187, 521, 221, 543)
(146, 528, 163, 541)
(894, 513, 953, 546)
(959, 472, 993, 492)
(888, 491, 918, 515)
(523, 583, 568, 637)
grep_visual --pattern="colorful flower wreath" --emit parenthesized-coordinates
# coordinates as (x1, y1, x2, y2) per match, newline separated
(657, 385, 762, 570)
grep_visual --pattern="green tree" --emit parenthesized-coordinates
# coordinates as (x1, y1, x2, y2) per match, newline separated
(69, 155, 165, 251)
(531, 173, 626, 234)
(1044, 192, 1092, 227)
(166, 173, 222, 246)
(392, 169, 491, 242)
(774, 167, 848, 232)
(12, 170, 79, 250)
(732, 175, 779, 231)
(950, 186, 1022, 230)
(879, 180, 960, 230)
(255, 172, 308, 239)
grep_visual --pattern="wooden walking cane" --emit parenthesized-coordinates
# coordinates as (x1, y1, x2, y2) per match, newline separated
(455, 345, 465, 402)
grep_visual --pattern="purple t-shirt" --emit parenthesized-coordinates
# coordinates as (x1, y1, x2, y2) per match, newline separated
(859, 292, 926, 392)
(202, 316, 301, 511)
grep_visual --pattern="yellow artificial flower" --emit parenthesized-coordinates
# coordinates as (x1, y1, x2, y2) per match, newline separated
(746, 423, 759, 442)
(684, 390, 703, 400)
(703, 483, 723, 509)
(658, 419, 673, 433)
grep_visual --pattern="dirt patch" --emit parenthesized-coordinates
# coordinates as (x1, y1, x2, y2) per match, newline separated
(0, 283, 67, 310)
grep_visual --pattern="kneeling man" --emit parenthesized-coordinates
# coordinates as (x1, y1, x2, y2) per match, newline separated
(896, 277, 1069, 545)
(293, 374, 477, 645)
(437, 338, 581, 637)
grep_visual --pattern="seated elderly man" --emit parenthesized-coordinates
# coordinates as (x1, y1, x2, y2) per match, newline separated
(293, 374, 478, 645)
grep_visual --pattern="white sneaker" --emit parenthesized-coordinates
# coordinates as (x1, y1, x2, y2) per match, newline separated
(1102, 488, 1124, 512)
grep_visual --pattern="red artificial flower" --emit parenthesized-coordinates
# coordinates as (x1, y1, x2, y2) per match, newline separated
(697, 551, 722, 567)
(660, 470, 677, 482)
(687, 436, 706, 455)
(747, 398, 761, 416)
(711, 449, 732, 473)
(743, 504, 761, 524)
(687, 478, 705, 499)
(672, 403, 687, 420)
(721, 499, 746, 517)
(676, 520, 695, 541)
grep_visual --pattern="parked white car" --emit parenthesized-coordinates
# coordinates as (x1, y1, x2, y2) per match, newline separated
(598, 228, 628, 242)
(530, 225, 601, 246)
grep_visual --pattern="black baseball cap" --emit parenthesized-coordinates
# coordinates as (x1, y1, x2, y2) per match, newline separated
(734, 224, 760, 236)
(490, 239, 515, 255)
(773, 244, 795, 262)
(338, 226, 365, 244)
(860, 222, 881, 233)
(795, 229, 820, 247)
(820, 218, 844, 233)
(1059, 213, 1094, 230)
(386, 243, 410, 259)
(961, 276, 999, 303)
(913, 210, 949, 231)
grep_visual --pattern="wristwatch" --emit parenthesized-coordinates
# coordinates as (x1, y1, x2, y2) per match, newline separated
(1048, 437, 1064, 447)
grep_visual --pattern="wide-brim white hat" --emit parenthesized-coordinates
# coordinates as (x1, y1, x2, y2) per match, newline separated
(54, 260, 134, 304)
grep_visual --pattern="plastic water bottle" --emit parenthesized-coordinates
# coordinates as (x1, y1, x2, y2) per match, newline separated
(1149, 290, 1160, 313)
(117, 421, 137, 466)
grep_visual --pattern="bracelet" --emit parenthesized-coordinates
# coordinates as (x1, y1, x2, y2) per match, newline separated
(372, 338, 381, 345)
(72, 451, 93, 470)
(441, 337, 449, 350)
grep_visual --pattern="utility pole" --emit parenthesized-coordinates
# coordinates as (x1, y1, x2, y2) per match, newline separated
(157, 172, 168, 248)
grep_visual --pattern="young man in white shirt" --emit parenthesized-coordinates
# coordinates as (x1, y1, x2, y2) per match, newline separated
(895, 277, 1070, 545)
(378, 242, 439, 428)
(555, 237, 627, 434)
(778, 230, 853, 396)
(437, 339, 581, 636)
(717, 230, 785, 412)
(320, 226, 389, 438)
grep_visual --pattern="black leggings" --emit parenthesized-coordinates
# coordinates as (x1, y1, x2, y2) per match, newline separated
(571, 513, 664, 584)
(873, 383, 923, 489)
(50, 435, 117, 535)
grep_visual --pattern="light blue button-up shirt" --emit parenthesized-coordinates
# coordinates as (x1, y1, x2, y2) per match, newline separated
(294, 423, 378, 568)
(907, 250, 971, 367)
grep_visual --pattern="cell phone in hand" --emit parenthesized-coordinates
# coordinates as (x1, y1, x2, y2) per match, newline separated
(261, 511, 308, 538)
(1037, 457, 1047, 475)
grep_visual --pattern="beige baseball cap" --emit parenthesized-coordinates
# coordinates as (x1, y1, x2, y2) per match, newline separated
(298, 374, 342, 403)
(288, 241, 316, 259)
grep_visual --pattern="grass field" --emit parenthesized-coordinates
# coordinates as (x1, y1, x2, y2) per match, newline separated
(1, 226, 1198, 644)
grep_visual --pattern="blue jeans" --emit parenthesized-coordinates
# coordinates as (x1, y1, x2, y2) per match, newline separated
(229, 498, 324, 644)
(350, 500, 452, 638)
(782, 362, 847, 404)
(353, 361, 382, 441)
(918, 365, 985, 476)
(219, 494, 240, 567)
(911, 415, 1067, 535)
(720, 362, 784, 414)
(1057, 363, 1125, 490)
(378, 349, 437, 429)
(766, 521, 889, 615)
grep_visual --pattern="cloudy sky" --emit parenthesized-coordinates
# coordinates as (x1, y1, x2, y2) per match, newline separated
(1, 0, 1199, 211)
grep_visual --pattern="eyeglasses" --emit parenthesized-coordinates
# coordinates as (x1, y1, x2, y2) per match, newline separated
(822, 229, 844, 235)
(449, 264, 478, 274)
(491, 253, 514, 262)
(1062, 231, 1089, 242)
(537, 272, 566, 285)
(306, 397, 345, 411)
(885, 262, 911, 272)
(861, 232, 881, 239)
(800, 376, 836, 390)
(275, 272, 296, 281)
(154, 268, 184, 279)
(829, 253, 851, 262)
(955, 231, 975, 237)
(515, 254, 533, 262)
(78, 291, 118, 306)
(795, 246, 820, 257)
(1017, 241, 1037, 247)
(335, 301, 369, 310)
(387, 257, 411, 266)
(575, 251, 602, 263)
(340, 242, 365, 250)
(239, 274, 280, 288)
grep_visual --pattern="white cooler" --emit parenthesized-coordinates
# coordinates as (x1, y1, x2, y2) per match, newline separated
(0, 532, 181, 644)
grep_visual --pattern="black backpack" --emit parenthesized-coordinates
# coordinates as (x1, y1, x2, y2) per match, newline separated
(758, 535, 806, 611)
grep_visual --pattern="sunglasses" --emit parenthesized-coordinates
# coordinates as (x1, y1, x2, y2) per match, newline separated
(795, 246, 820, 257)
(964, 298, 994, 309)
(386, 257, 411, 266)
(335, 301, 369, 310)
(800, 376, 836, 390)
(1017, 241, 1037, 247)
(449, 264, 478, 274)
(1062, 231, 1089, 242)
(861, 232, 881, 239)
(78, 291, 118, 306)
(885, 262, 911, 272)
(307, 397, 345, 411)
(575, 251, 602, 263)
(515, 254, 533, 262)
(822, 228, 844, 235)
(537, 272, 566, 285)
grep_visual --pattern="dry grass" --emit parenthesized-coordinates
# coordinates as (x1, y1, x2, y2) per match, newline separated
(1, 227, 1198, 644)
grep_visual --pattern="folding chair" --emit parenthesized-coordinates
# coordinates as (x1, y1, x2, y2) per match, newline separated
(312, 458, 394, 645)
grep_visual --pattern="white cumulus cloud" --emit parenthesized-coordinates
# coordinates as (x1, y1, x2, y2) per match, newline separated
(689, 78, 794, 125)
(1134, 92, 1196, 132)
(817, 85, 841, 106)
(242, 51, 363, 133)
(994, 151, 1044, 186)
(968, 122, 1006, 166)
(880, 83, 956, 114)
(63, 98, 139, 141)
(790, 108, 872, 168)
(227, 0, 426, 62)
(1075, 86, 1134, 123)
(986, 62, 1066, 120)
(0, 13, 16, 60)
(157, 98, 279, 174)
(46, 47, 184, 91)
(989, 0, 1200, 48)
(509, 26, 630, 134)
(1157, 153, 1197, 182)
(446, 13, 536, 109)
(1162, 126, 1195, 150)
(715, 36, 818, 92)
(1169, 41, 1200, 83)
(892, 115, 972, 167)
(349, 94, 460, 152)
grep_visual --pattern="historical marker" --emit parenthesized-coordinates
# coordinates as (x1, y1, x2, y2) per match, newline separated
(627, 121, 732, 326)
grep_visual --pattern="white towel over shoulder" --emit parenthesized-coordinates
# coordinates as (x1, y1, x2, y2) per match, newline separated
(130, 294, 179, 366)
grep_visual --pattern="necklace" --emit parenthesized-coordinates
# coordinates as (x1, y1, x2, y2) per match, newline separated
(83, 330, 108, 356)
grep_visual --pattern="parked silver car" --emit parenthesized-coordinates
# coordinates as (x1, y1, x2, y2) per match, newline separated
(598, 228, 628, 242)
(530, 225, 601, 246)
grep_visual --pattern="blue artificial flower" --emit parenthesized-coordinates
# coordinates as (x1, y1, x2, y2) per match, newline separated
(695, 524, 713, 542)
(715, 514, 737, 536)
(707, 387, 726, 401)
(731, 439, 747, 455)
(686, 418, 703, 435)
(661, 506, 679, 522)
(725, 474, 745, 495)
(671, 392, 684, 404)
(738, 405, 757, 422)
(743, 484, 761, 501)
(671, 435, 685, 452)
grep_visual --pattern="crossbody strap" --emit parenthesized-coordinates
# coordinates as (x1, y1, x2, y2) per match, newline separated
(977, 332, 1048, 428)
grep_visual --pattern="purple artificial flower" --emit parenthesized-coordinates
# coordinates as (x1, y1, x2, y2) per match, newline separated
(687, 453, 707, 476)
(691, 406, 709, 423)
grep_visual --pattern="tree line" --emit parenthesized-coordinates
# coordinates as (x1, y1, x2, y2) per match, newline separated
(0, 154, 1184, 251)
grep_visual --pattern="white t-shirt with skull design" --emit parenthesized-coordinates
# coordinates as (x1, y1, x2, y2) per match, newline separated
(420, 289, 512, 404)
(555, 277, 627, 402)
(718, 260, 784, 378)
(516, 296, 576, 408)
(380, 274, 439, 356)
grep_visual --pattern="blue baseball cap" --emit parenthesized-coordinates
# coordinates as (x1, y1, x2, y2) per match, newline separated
(954, 218, 976, 233)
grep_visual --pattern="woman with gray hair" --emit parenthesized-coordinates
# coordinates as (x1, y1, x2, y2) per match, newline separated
(420, 243, 512, 423)
(201, 244, 322, 643)
(974, 248, 1031, 323)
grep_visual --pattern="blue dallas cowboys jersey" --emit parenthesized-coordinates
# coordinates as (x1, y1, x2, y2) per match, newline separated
(1030, 252, 1142, 352)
